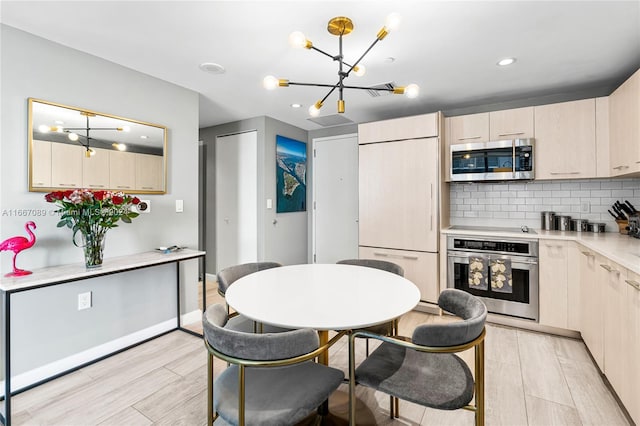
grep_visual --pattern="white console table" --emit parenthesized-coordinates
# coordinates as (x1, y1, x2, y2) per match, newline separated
(0, 249, 206, 426)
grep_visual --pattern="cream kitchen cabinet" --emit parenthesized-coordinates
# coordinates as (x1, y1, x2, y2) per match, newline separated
(600, 258, 627, 405)
(624, 269, 640, 424)
(109, 151, 136, 191)
(447, 112, 489, 145)
(578, 247, 604, 370)
(31, 139, 52, 188)
(359, 137, 438, 252)
(538, 240, 568, 329)
(82, 148, 110, 189)
(566, 242, 582, 330)
(609, 68, 640, 176)
(358, 113, 439, 144)
(534, 98, 597, 179)
(135, 153, 164, 191)
(359, 246, 439, 304)
(51, 142, 84, 188)
(489, 106, 534, 141)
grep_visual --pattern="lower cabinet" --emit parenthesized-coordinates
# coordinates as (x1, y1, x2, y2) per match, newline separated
(538, 240, 568, 329)
(625, 270, 640, 424)
(578, 248, 604, 370)
(359, 246, 439, 304)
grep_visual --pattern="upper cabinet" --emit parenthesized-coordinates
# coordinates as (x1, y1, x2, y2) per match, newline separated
(489, 107, 535, 140)
(609, 68, 640, 177)
(447, 112, 489, 145)
(358, 113, 439, 144)
(534, 98, 597, 180)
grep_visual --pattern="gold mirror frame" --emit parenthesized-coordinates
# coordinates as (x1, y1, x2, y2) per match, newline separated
(28, 98, 168, 194)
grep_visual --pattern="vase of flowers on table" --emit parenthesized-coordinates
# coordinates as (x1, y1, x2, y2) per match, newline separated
(45, 189, 140, 268)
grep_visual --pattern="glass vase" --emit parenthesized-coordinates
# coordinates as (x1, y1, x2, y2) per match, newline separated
(82, 232, 106, 268)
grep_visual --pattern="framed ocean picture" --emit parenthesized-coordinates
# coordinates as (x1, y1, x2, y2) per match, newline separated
(276, 135, 307, 213)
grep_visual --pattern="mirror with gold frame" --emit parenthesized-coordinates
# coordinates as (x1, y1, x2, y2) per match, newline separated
(28, 98, 167, 194)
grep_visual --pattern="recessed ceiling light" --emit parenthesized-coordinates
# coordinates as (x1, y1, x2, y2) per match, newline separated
(140, 135, 148, 139)
(290, 103, 302, 108)
(199, 62, 226, 74)
(383, 57, 396, 64)
(55, 120, 64, 125)
(497, 57, 516, 66)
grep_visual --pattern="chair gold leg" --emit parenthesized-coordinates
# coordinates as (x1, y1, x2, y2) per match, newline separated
(389, 395, 394, 418)
(394, 396, 399, 418)
(348, 331, 357, 426)
(365, 338, 370, 357)
(475, 339, 485, 426)
(208, 353, 214, 426)
(239, 365, 246, 426)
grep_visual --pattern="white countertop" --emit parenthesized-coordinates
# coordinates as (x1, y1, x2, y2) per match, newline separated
(0, 249, 205, 293)
(442, 227, 640, 275)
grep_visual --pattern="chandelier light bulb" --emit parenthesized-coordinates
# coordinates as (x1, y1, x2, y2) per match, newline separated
(67, 132, 79, 141)
(353, 64, 366, 77)
(56, 126, 64, 133)
(38, 124, 50, 133)
(308, 104, 321, 117)
(404, 84, 420, 99)
(122, 126, 131, 132)
(263, 75, 279, 90)
(112, 143, 127, 151)
(289, 31, 308, 48)
(384, 13, 402, 32)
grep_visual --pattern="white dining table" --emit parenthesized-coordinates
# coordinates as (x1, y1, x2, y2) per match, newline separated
(224, 263, 421, 364)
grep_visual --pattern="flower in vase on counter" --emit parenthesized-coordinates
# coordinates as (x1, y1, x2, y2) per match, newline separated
(44, 189, 141, 267)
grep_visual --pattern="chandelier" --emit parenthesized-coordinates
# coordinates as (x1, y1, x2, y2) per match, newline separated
(39, 111, 129, 157)
(263, 13, 419, 117)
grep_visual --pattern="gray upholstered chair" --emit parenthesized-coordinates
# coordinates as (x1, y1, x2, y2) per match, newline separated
(336, 259, 405, 354)
(217, 262, 285, 333)
(203, 304, 345, 426)
(348, 288, 487, 425)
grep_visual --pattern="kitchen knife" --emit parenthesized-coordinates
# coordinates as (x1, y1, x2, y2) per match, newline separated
(617, 201, 634, 216)
(612, 205, 627, 220)
(608, 209, 622, 220)
(625, 200, 638, 213)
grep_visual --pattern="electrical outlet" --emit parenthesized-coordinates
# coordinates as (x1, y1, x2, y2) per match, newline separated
(78, 292, 92, 310)
(580, 201, 590, 213)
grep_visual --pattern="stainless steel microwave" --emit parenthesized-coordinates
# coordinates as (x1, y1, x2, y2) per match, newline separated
(450, 138, 534, 182)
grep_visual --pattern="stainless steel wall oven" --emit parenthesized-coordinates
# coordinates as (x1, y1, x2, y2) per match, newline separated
(447, 235, 539, 321)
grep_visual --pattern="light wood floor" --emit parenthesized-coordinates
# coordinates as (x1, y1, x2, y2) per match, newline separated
(11, 288, 631, 425)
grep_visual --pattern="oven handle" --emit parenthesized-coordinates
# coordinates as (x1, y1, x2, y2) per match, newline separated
(447, 251, 538, 264)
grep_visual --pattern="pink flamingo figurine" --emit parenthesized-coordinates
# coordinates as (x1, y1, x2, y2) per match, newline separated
(0, 221, 37, 277)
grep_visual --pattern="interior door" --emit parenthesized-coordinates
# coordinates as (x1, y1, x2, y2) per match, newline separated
(215, 131, 258, 272)
(312, 134, 359, 264)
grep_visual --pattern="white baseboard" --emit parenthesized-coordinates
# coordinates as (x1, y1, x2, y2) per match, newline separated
(181, 309, 202, 326)
(0, 318, 176, 395)
(205, 273, 217, 282)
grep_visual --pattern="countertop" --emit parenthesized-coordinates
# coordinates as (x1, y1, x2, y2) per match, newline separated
(442, 227, 640, 275)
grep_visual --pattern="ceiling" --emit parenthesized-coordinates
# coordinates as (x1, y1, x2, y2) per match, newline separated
(2, 1, 639, 131)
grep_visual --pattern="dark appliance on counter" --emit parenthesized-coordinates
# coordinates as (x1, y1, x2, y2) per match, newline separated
(450, 139, 534, 182)
(447, 234, 539, 321)
(629, 213, 640, 238)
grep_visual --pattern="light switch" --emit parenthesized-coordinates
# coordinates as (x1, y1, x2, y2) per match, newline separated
(267, 198, 273, 209)
(176, 200, 184, 213)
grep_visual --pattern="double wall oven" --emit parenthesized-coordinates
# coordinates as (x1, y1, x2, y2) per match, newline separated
(447, 232, 539, 321)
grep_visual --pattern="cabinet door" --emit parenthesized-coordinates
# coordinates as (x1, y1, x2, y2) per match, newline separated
(359, 246, 439, 304)
(135, 153, 164, 191)
(358, 113, 439, 144)
(538, 240, 568, 329)
(109, 151, 136, 191)
(609, 68, 640, 176)
(31, 140, 52, 188)
(82, 148, 110, 189)
(534, 99, 596, 179)
(489, 106, 534, 140)
(579, 248, 604, 370)
(448, 113, 489, 145)
(624, 270, 640, 424)
(51, 142, 83, 188)
(566, 242, 582, 330)
(601, 259, 626, 398)
(359, 138, 438, 251)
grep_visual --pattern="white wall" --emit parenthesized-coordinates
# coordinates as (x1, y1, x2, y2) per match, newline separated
(0, 25, 200, 378)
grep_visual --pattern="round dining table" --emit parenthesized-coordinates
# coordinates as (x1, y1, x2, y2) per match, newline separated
(224, 263, 421, 364)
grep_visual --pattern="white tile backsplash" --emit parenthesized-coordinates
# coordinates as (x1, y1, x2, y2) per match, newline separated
(449, 178, 640, 232)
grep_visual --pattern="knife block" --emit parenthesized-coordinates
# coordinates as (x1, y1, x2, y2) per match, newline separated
(616, 220, 629, 235)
